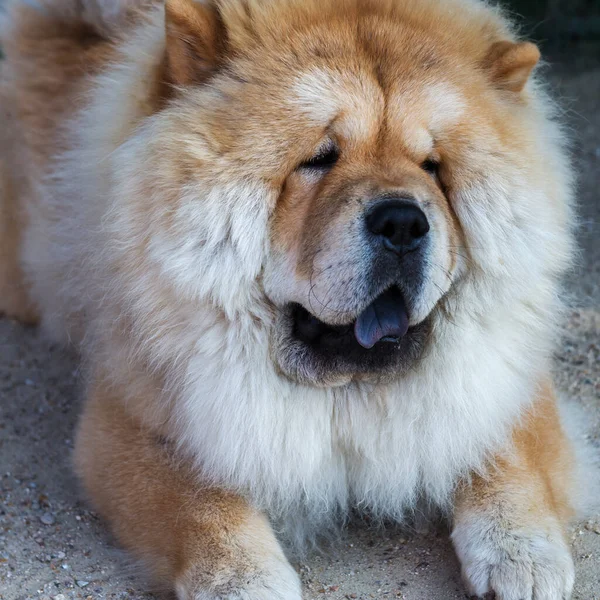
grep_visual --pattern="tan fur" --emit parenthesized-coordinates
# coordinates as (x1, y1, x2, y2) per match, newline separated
(0, 149, 37, 323)
(0, 0, 581, 598)
(456, 383, 575, 532)
(165, 0, 225, 85)
(75, 375, 297, 597)
(452, 384, 577, 597)
(485, 40, 541, 93)
(0, 3, 113, 323)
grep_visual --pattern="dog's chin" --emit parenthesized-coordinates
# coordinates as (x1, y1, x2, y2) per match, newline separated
(272, 287, 432, 387)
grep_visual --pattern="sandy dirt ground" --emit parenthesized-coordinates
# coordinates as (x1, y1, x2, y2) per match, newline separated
(1, 52, 599, 600)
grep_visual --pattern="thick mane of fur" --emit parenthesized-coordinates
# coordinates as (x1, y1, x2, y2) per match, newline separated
(0, 0, 578, 548)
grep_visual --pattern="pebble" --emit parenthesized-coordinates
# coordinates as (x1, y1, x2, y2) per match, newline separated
(40, 513, 55, 526)
(77, 580, 90, 588)
(53, 596, 66, 600)
(585, 521, 600, 534)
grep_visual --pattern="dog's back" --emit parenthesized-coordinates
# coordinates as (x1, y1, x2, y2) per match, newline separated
(0, 1, 120, 322)
(0, 1, 123, 168)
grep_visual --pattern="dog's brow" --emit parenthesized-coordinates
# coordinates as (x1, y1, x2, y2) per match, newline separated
(290, 68, 383, 140)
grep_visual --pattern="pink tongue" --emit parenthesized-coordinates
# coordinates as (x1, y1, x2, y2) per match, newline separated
(353, 288, 409, 349)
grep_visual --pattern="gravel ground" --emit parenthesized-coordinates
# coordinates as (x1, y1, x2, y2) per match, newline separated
(1, 53, 599, 600)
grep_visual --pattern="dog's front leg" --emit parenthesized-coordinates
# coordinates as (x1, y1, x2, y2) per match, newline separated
(74, 381, 301, 600)
(452, 382, 576, 600)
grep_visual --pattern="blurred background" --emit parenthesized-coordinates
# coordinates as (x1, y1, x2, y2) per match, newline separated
(0, 0, 599, 53)
(509, 0, 600, 48)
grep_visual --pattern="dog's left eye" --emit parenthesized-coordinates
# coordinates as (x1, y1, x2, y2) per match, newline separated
(299, 145, 340, 170)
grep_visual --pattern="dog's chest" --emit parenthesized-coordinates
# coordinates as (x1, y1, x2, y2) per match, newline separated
(176, 373, 523, 524)
(174, 314, 536, 526)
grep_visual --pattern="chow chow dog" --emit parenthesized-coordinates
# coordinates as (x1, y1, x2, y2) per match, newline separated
(0, 0, 589, 597)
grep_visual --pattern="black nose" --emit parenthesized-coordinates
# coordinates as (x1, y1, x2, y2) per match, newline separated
(366, 199, 430, 254)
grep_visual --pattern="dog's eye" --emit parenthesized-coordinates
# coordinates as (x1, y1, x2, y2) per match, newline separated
(421, 158, 439, 177)
(300, 145, 340, 170)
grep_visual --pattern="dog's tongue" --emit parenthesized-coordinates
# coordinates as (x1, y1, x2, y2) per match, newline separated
(353, 288, 409, 349)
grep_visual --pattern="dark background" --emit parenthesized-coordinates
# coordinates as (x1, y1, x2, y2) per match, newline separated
(509, 0, 600, 45)
(0, 0, 598, 53)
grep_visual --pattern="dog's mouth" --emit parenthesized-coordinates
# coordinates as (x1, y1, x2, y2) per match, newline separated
(277, 286, 430, 385)
(292, 287, 410, 350)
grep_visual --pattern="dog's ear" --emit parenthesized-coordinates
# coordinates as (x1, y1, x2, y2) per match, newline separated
(164, 0, 225, 86)
(484, 41, 540, 93)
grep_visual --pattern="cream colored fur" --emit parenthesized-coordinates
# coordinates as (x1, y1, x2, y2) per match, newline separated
(3, 0, 577, 536)
(0, 1, 589, 597)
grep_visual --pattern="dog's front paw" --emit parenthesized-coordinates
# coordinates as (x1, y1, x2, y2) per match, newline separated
(175, 550, 302, 600)
(452, 515, 574, 600)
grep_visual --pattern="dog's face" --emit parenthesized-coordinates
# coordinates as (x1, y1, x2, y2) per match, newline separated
(134, 0, 550, 387)
(263, 63, 461, 385)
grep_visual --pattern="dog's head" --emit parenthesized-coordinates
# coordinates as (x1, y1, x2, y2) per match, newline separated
(114, 0, 570, 387)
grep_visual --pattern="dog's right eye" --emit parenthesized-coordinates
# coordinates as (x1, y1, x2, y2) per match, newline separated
(420, 158, 439, 177)
(299, 145, 340, 170)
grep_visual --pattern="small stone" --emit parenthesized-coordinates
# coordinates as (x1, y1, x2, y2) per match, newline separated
(584, 520, 600, 534)
(40, 512, 55, 526)
(77, 580, 90, 588)
(56, 551, 66, 560)
(53, 595, 66, 600)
